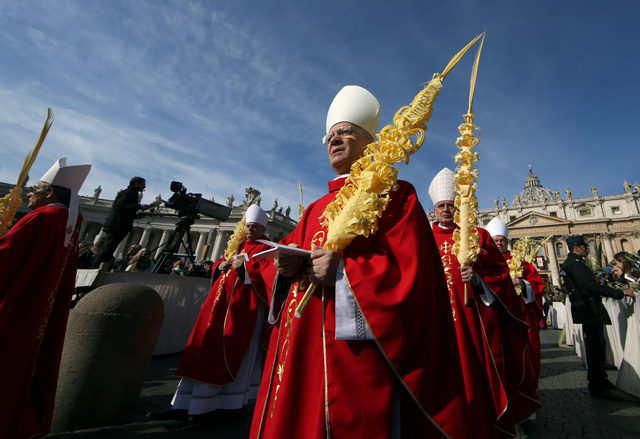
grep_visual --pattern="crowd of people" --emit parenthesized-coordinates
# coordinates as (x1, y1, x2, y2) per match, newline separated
(77, 241, 214, 277)
(1, 84, 638, 439)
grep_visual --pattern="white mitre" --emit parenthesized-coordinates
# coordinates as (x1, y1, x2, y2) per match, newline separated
(428, 167, 456, 205)
(246, 203, 269, 227)
(325, 85, 381, 139)
(486, 217, 508, 238)
(39, 157, 91, 247)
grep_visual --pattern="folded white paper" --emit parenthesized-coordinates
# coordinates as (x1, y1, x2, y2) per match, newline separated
(253, 240, 312, 259)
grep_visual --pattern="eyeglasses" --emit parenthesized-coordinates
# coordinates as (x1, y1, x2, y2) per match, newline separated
(28, 185, 48, 194)
(322, 126, 357, 145)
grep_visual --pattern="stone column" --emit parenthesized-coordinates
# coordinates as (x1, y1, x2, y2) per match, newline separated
(546, 240, 560, 287)
(139, 229, 151, 248)
(211, 230, 229, 261)
(602, 233, 616, 263)
(78, 221, 89, 243)
(195, 232, 208, 261)
(114, 234, 129, 260)
(155, 230, 172, 259)
(83, 223, 101, 243)
(93, 228, 107, 244)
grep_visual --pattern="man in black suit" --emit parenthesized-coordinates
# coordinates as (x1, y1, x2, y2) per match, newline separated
(561, 235, 634, 401)
(92, 177, 150, 268)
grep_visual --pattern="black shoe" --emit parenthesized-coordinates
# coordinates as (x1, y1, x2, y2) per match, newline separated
(604, 380, 617, 390)
(146, 409, 189, 422)
(589, 389, 625, 402)
(516, 420, 532, 436)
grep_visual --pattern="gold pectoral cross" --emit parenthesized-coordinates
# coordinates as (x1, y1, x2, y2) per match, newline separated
(439, 240, 452, 254)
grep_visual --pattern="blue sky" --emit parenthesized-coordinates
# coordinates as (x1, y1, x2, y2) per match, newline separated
(1, 0, 638, 215)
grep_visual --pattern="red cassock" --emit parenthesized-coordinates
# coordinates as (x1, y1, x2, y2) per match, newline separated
(250, 178, 470, 439)
(503, 252, 546, 385)
(0, 205, 81, 439)
(176, 238, 274, 385)
(432, 224, 540, 438)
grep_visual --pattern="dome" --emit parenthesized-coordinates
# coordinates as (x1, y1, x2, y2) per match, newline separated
(512, 166, 556, 205)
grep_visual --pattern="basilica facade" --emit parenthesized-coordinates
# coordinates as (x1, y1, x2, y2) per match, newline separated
(468, 168, 639, 287)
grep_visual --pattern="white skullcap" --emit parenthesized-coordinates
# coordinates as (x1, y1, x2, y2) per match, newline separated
(39, 157, 91, 247)
(246, 204, 269, 227)
(326, 85, 381, 138)
(486, 217, 508, 238)
(428, 168, 456, 206)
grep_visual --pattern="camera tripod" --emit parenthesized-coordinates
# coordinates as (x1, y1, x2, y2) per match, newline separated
(152, 215, 198, 274)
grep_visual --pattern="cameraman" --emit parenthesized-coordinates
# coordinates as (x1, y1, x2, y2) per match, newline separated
(561, 235, 634, 401)
(92, 177, 150, 268)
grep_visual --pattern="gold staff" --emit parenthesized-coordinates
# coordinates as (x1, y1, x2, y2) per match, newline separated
(452, 35, 485, 305)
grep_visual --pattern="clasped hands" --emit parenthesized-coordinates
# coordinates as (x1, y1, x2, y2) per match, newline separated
(274, 244, 340, 286)
(218, 259, 244, 273)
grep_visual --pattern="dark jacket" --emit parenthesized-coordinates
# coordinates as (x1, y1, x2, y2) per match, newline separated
(104, 186, 141, 233)
(561, 252, 624, 325)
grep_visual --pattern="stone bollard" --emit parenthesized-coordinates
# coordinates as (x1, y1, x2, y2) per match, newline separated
(51, 283, 165, 433)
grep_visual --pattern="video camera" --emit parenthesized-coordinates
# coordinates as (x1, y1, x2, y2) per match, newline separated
(165, 181, 231, 221)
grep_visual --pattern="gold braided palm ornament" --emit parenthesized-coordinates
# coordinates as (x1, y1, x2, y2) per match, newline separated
(507, 237, 535, 295)
(451, 35, 484, 305)
(224, 214, 246, 261)
(295, 33, 485, 318)
(526, 235, 552, 264)
(508, 235, 552, 294)
(0, 108, 55, 237)
(298, 179, 305, 221)
(209, 214, 248, 309)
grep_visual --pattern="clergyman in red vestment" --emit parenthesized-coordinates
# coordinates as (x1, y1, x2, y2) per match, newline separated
(0, 158, 91, 438)
(168, 204, 274, 419)
(428, 168, 540, 438)
(486, 218, 546, 412)
(250, 86, 470, 439)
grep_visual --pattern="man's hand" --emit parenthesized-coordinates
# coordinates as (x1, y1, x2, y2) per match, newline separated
(512, 277, 524, 290)
(219, 261, 232, 273)
(309, 247, 341, 286)
(459, 265, 479, 286)
(140, 204, 151, 211)
(623, 289, 636, 298)
(274, 244, 306, 277)
(231, 258, 244, 271)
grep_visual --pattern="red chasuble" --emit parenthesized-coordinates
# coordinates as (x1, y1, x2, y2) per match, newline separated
(432, 224, 540, 437)
(503, 252, 546, 384)
(0, 205, 81, 439)
(176, 238, 274, 385)
(250, 179, 470, 439)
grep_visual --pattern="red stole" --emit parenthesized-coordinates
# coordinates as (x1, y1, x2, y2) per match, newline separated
(251, 179, 470, 439)
(176, 238, 274, 384)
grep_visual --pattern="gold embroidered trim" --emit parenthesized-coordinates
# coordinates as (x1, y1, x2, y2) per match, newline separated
(269, 281, 303, 418)
(34, 230, 76, 376)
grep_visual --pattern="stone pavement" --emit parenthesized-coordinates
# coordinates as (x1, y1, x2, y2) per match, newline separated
(48, 328, 640, 438)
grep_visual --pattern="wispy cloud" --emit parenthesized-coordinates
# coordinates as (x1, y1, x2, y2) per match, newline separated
(1, 0, 639, 216)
